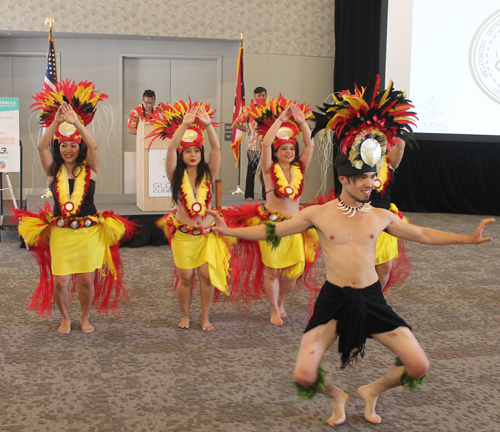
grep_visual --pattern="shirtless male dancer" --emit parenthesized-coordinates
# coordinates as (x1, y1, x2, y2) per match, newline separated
(208, 78, 495, 427)
(209, 160, 494, 426)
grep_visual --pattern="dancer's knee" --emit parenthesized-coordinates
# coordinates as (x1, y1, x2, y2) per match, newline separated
(198, 272, 211, 287)
(406, 357, 430, 379)
(78, 278, 93, 292)
(178, 272, 195, 285)
(54, 279, 69, 293)
(265, 267, 279, 280)
(293, 365, 318, 388)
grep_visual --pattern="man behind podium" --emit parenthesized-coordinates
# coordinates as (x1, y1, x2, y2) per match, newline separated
(127, 89, 162, 135)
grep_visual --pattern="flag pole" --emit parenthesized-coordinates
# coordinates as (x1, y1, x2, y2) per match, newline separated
(44, 18, 58, 83)
(41, 17, 57, 200)
(230, 31, 245, 195)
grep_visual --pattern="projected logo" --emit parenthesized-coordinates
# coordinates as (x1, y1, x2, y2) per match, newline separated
(416, 97, 449, 132)
(469, 9, 500, 104)
(419, 96, 444, 119)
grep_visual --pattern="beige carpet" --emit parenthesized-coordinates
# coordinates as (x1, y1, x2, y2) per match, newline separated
(0, 212, 498, 432)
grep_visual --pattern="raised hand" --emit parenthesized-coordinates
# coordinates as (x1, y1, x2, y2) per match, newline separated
(278, 105, 293, 123)
(183, 105, 199, 126)
(60, 103, 79, 125)
(289, 104, 305, 124)
(469, 218, 495, 244)
(197, 105, 212, 126)
(54, 103, 67, 124)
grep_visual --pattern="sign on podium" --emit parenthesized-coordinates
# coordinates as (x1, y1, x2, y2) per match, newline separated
(136, 121, 173, 211)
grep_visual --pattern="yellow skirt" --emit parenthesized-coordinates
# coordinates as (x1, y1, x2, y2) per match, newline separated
(50, 225, 105, 275)
(170, 230, 230, 295)
(375, 231, 399, 265)
(19, 212, 126, 277)
(375, 203, 407, 265)
(259, 233, 305, 280)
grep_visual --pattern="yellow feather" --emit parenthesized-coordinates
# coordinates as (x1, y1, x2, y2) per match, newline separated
(18, 216, 51, 247)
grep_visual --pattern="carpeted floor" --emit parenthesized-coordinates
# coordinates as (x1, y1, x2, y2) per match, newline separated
(0, 213, 498, 432)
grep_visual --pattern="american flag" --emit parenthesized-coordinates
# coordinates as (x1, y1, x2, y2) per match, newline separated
(43, 33, 58, 92)
(230, 40, 245, 168)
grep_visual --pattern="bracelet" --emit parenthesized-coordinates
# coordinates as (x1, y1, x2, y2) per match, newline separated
(206, 122, 212, 127)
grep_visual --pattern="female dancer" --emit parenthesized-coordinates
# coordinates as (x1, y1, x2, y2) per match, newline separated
(259, 102, 315, 325)
(151, 101, 230, 331)
(224, 97, 317, 325)
(17, 79, 134, 333)
(371, 138, 411, 289)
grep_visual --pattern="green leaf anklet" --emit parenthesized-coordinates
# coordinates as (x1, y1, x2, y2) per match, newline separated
(395, 357, 428, 392)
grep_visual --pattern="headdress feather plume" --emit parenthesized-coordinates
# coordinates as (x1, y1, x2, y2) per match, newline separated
(248, 94, 312, 150)
(146, 97, 218, 152)
(30, 78, 108, 128)
(312, 76, 418, 153)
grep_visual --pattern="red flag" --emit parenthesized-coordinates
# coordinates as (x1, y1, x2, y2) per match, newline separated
(230, 40, 245, 168)
(43, 21, 58, 92)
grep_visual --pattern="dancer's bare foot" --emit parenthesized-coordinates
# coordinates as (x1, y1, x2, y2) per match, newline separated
(358, 384, 382, 424)
(178, 316, 190, 329)
(202, 319, 214, 331)
(80, 316, 94, 333)
(270, 310, 283, 326)
(326, 390, 349, 427)
(245, 197, 254, 202)
(58, 317, 71, 334)
(279, 304, 287, 318)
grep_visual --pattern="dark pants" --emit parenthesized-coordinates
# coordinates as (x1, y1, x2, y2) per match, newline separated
(245, 150, 265, 200)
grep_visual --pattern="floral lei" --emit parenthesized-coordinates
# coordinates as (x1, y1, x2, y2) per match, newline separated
(271, 160, 305, 200)
(180, 170, 211, 219)
(373, 154, 391, 195)
(54, 161, 91, 218)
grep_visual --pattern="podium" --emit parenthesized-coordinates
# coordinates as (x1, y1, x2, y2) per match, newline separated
(136, 121, 173, 211)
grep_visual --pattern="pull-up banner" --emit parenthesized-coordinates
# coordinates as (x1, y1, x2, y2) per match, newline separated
(0, 97, 20, 173)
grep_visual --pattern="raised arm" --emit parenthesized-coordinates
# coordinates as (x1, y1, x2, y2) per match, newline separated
(386, 213, 495, 245)
(386, 138, 405, 169)
(165, 106, 198, 181)
(208, 206, 314, 241)
(290, 105, 314, 170)
(261, 106, 293, 174)
(37, 107, 64, 175)
(62, 103, 99, 173)
(198, 106, 221, 178)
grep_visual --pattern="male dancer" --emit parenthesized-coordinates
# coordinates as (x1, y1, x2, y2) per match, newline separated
(209, 78, 495, 426)
(210, 156, 493, 426)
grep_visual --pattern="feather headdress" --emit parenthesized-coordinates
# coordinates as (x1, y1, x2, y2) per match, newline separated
(30, 78, 108, 143)
(312, 75, 418, 175)
(146, 99, 217, 152)
(248, 95, 312, 150)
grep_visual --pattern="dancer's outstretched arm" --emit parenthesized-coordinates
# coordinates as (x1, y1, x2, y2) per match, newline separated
(386, 214, 495, 245)
(208, 207, 314, 241)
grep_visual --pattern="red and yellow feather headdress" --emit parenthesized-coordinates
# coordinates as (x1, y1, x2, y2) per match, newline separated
(146, 99, 217, 152)
(248, 95, 312, 150)
(30, 78, 108, 143)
